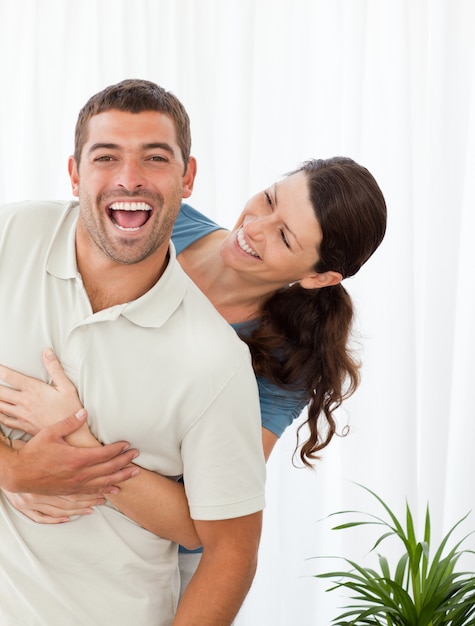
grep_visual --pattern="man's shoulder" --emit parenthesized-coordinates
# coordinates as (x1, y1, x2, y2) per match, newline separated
(180, 279, 251, 362)
(0, 200, 77, 225)
(0, 200, 79, 262)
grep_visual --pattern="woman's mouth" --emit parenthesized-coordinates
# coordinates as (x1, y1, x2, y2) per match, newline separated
(237, 227, 260, 258)
(108, 202, 152, 231)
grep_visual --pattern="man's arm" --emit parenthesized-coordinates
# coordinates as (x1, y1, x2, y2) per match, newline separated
(0, 411, 140, 495)
(0, 356, 202, 545)
(173, 512, 262, 625)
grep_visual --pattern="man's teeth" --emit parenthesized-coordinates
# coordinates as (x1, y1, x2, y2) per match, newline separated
(109, 202, 152, 231)
(237, 227, 260, 257)
(109, 202, 152, 212)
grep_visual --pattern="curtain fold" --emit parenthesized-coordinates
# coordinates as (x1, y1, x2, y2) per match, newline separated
(0, 1, 473, 623)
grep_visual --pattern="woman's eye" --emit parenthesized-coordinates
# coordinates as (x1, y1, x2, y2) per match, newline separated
(264, 190, 272, 206)
(281, 230, 290, 248)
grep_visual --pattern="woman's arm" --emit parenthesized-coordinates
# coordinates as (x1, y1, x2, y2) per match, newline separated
(0, 351, 201, 548)
(0, 411, 139, 495)
(2, 431, 200, 547)
(262, 428, 278, 461)
(0, 351, 279, 546)
(106, 465, 200, 548)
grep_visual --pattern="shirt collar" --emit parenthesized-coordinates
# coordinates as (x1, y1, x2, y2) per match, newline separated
(46, 201, 189, 329)
(46, 201, 81, 280)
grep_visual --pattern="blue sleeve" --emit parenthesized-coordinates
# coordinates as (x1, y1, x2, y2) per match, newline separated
(172, 204, 225, 255)
(256, 375, 308, 437)
(232, 321, 308, 437)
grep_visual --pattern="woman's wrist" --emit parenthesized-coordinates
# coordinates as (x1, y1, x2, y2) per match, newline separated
(65, 422, 102, 449)
(0, 432, 12, 448)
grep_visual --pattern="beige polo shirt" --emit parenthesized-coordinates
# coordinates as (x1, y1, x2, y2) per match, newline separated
(0, 200, 265, 626)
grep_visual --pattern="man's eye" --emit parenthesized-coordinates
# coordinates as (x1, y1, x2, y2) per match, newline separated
(149, 155, 168, 162)
(95, 155, 114, 162)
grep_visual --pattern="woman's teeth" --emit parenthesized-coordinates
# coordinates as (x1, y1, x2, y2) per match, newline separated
(237, 227, 260, 257)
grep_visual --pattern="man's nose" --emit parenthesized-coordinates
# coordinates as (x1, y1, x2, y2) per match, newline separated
(116, 160, 146, 190)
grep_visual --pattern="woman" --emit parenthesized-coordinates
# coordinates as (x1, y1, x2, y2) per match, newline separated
(0, 156, 387, 583)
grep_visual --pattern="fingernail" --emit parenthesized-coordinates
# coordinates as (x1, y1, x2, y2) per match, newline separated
(108, 487, 120, 495)
(75, 408, 86, 420)
(45, 348, 55, 360)
(131, 468, 140, 477)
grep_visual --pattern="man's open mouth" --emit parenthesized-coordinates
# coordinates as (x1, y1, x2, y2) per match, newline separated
(108, 202, 153, 231)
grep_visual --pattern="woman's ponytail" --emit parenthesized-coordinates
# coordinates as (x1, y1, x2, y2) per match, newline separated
(244, 282, 359, 466)
(243, 157, 386, 466)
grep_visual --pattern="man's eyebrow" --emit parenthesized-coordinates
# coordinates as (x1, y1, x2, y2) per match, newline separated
(88, 143, 119, 154)
(274, 183, 303, 250)
(142, 142, 176, 156)
(87, 142, 176, 157)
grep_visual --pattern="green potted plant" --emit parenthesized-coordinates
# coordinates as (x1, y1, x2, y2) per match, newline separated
(313, 484, 475, 625)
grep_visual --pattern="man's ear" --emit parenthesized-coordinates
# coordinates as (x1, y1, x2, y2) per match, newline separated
(300, 270, 343, 290)
(68, 156, 80, 197)
(182, 156, 197, 199)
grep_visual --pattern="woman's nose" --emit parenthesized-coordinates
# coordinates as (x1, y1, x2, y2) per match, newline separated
(245, 215, 273, 240)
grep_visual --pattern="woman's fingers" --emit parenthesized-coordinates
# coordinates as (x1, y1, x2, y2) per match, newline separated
(0, 411, 36, 434)
(0, 354, 82, 428)
(43, 349, 75, 392)
(11, 508, 71, 524)
(0, 363, 25, 390)
(2, 489, 107, 523)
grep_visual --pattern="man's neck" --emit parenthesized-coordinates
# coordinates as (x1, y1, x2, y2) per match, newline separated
(77, 245, 170, 314)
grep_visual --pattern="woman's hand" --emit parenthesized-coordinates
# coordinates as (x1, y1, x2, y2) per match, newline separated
(2, 489, 106, 524)
(0, 349, 82, 434)
(0, 352, 200, 547)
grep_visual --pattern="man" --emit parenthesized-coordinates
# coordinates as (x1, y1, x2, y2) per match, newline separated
(0, 79, 266, 625)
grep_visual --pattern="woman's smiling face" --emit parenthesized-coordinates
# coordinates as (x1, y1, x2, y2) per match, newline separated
(220, 171, 323, 288)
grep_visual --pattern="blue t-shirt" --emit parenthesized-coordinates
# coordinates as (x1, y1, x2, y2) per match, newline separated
(172, 204, 308, 439)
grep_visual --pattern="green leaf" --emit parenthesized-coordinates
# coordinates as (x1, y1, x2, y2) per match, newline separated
(313, 484, 475, 626)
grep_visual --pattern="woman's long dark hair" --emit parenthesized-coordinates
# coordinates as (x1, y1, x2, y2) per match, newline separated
(242, 157, 387, 466)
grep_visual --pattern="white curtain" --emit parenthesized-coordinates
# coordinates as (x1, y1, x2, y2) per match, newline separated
(1, 1, 474, 623)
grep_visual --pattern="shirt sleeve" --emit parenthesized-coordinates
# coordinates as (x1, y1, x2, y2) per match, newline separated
(172, 204, 225, 255)
(257, 375, 308, 438)
(181, 356, 266, 521)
